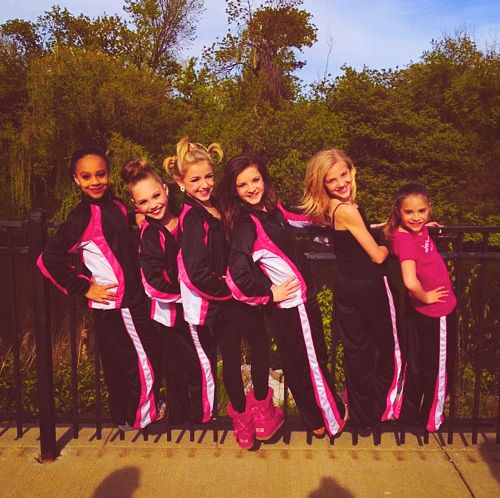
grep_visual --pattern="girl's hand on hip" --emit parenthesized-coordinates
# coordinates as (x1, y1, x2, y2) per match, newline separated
(424, 286, 449, 304)
(271, 277, 300, 303)
(85, 277, 117, 304)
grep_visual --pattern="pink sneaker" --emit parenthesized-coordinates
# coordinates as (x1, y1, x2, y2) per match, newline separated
(227, 402, 255, 449)
(247, 388, 284, 441)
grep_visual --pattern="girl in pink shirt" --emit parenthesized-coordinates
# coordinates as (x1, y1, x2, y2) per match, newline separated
(384, 183, 456, 432)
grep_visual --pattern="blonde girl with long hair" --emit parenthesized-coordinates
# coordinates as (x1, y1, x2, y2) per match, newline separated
(302, 148, 403, 431)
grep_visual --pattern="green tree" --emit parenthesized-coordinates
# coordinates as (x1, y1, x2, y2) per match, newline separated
(204, 0, 316, 106)
(405, 35, 500, 219)
(2, 7, 131, 56)
(0, 19, 43, 56)
(124, 0, 204, 76)
(313, 35, 500, 223)
(8, 46, 181, 216)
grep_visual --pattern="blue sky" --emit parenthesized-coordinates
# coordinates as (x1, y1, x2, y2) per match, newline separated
(1, 0, 498, 83)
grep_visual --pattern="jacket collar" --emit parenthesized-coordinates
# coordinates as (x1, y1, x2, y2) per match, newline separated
(144, 216, 179, 241)
(144, 215, 165, 230)
(241, 201, 275, 222)
(80, 189, 115, 206)
(183, 194, 221, 223)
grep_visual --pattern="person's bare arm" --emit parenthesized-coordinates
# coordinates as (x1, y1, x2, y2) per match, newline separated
(336, 205, 389, 264)
(400, 260, 449, 304)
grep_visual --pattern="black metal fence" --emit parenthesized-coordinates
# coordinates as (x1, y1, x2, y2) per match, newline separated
(1, 210, 499, 462)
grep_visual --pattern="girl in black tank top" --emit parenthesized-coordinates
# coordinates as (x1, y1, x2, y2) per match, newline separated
(301, 148, 404, 430)
(331, 203, 384, 280)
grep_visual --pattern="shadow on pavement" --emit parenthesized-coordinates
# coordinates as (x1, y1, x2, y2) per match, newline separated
(479, 436, 500, 484)
(56, 427, 75, 453)
(93, 466, 140, 498)
(308, 476, 354, 498)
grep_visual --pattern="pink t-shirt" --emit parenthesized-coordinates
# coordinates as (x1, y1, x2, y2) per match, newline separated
(391, 227, 456, 317)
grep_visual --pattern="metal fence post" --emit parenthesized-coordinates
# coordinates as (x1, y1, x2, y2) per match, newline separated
(30, 208, 57, 461)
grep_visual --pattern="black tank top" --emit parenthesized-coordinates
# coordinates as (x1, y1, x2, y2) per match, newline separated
(331, 203, 384, 280)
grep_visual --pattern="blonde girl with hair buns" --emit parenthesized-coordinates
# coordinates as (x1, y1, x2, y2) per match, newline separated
(163, 137, 228, 324)
(302, 148, 403, 431)
(162, 137, 227, 425)
(165, 138, 272, 450)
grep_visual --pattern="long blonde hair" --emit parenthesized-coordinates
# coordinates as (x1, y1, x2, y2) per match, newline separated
(300, 148, 357, 225)
(163, 136, 223, 181)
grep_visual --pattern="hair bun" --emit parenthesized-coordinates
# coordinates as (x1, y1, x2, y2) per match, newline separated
(163, 156, 178, 176)
(120, 158, 151, 184)
(164, 136, 223, 180)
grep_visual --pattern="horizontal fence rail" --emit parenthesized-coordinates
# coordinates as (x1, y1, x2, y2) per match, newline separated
(1, 212, 499, 461)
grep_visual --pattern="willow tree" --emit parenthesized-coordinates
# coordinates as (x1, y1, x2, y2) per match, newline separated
(0, 1, 206, 216)
(8, 46, 179, 216)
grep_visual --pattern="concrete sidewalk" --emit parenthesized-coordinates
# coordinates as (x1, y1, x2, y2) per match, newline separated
(0, 424, 498, 497)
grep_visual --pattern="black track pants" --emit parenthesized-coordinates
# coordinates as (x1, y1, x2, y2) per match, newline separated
(334, 273, 403, 428)
(271, 300, 346, 435)
(93, 302, 161, 429)
(183, 321, 216, 423)
(399, 310, 455, 432)
(153, 305, 214, 424)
